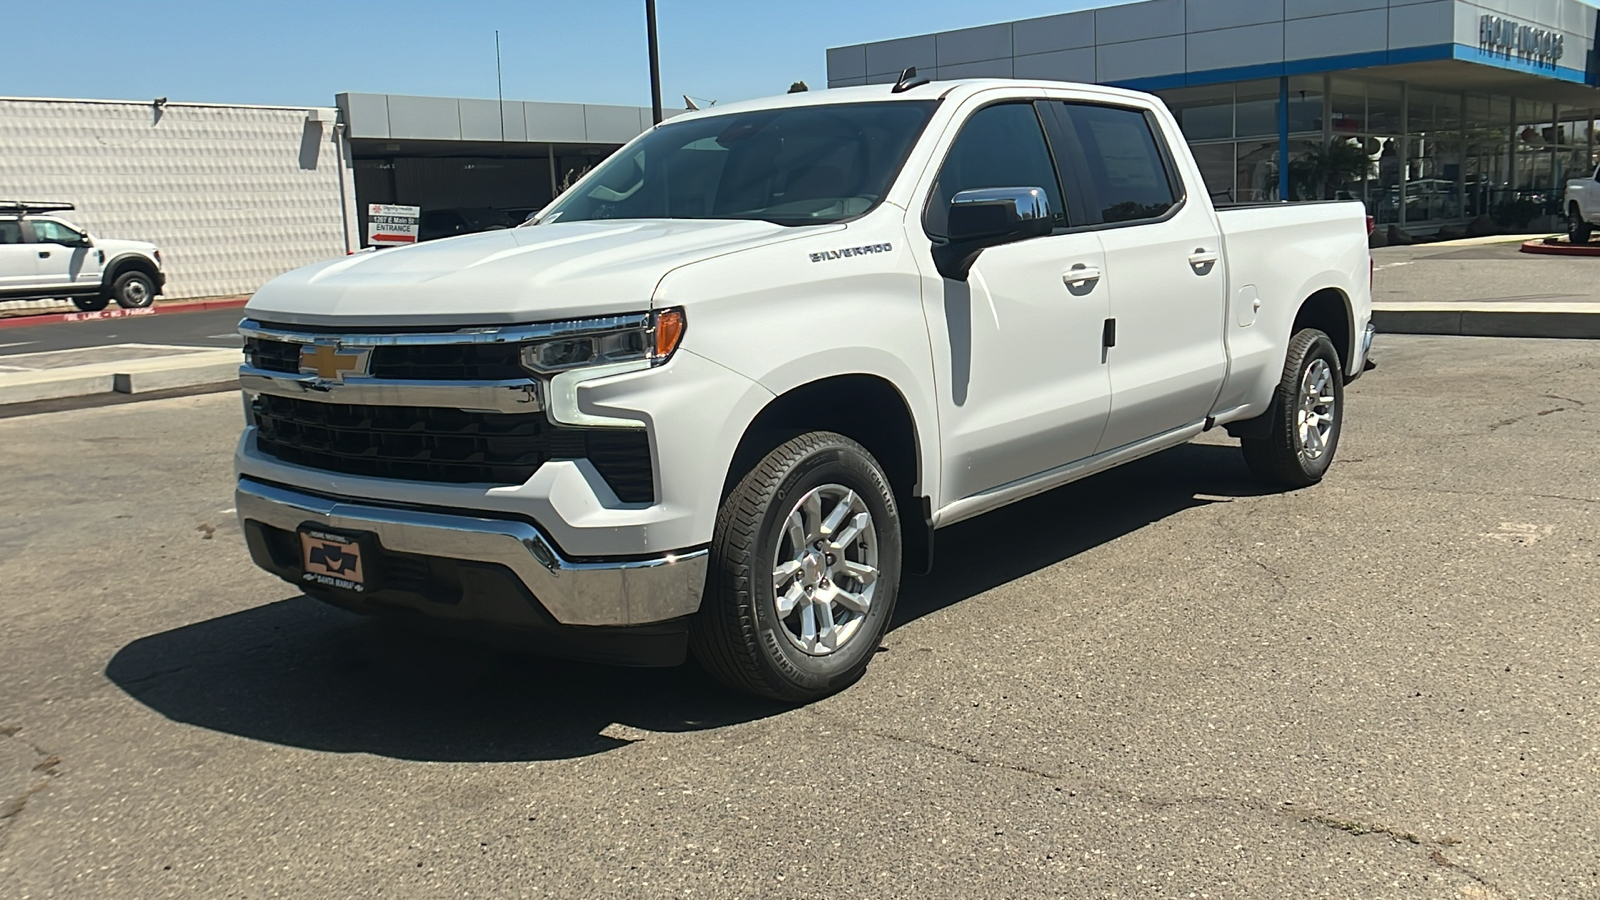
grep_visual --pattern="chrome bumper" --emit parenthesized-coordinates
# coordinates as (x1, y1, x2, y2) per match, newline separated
(1353, 321, 1377, 378)
(235, 478, 707, 627)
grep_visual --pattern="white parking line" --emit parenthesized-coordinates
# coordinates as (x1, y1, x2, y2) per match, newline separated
(0, 341, 37, 350)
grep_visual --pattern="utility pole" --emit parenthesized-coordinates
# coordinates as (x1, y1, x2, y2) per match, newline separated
(645, 0, 663, 125)
(495, 30, 505, 141)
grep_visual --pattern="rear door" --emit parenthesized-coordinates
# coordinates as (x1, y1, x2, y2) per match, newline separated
(0, 218, 36, 292)
(1044, 101, 1229, 453)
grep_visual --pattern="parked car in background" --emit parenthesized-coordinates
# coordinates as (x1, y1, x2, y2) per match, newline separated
(1563, 164, 1600, 243)
(417, 207, 518, 242)
(235, 77, 1373, 702)
(0, 201, 165, 311)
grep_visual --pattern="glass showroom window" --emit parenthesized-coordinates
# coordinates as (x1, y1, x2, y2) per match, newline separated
(1462, 94, 1510, 220)
(1163, 84, 1233, 142)
(1406, 89, 1463, 224)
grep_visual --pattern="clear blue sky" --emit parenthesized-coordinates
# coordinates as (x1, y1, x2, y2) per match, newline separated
(1, 0, 1124, 109)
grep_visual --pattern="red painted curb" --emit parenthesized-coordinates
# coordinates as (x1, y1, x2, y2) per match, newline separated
(1521, 239, 1600, 256)
(0, 297, 249, 330)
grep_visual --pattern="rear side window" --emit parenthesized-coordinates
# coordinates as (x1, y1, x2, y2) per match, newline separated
(924, 102, 1067, 238)
(1057, 104, 1179, 224)
(0, 220, 21, 244)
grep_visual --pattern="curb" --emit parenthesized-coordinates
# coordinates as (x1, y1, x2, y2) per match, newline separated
(1373, 307, 1600, 339)
(0, 297, 249, 330)
(1519, 238, 1600, 257)
(0, 349, 241, 406)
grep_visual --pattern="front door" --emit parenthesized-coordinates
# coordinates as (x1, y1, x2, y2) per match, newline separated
(917, 100, 1112, 504)
(28, 218, 98, 290)
(1046, 102, 1229, 453)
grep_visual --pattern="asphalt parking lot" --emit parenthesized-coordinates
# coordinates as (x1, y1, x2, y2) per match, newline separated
(2, 334, 1597, 899)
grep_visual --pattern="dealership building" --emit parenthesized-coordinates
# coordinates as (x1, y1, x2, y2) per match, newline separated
(8, 0, 1600, 301)
(828, 0, 1600, 232)
(0, 92, 663, 299)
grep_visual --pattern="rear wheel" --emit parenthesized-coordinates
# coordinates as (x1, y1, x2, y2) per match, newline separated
(1568, 205, 1591, 244)
(71, 295, 111, 312)
(690, 431, 901, 702)
(1241, 328, 1344, 489)
(111, 271, 156, 309)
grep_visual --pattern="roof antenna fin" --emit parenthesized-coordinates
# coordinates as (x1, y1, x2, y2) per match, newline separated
(891, 66, 931, 93)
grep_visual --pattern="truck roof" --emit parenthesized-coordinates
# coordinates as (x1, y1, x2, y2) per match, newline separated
(665, 79, 1161, 124)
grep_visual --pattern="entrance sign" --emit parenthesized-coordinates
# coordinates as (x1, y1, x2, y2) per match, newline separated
(1479, 15, 1564, 67)
(367, 203, 420, 246)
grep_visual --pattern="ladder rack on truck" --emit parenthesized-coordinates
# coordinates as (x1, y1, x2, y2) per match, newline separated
(0, 201, 76, 216)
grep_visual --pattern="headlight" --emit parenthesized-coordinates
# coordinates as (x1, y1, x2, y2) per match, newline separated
(520, 308, 686, 374)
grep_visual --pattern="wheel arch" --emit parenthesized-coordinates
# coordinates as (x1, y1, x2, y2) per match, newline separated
(1291, 286, 1353, 373)
(723, 373, 934, 574)
(101, 253, 162, 295)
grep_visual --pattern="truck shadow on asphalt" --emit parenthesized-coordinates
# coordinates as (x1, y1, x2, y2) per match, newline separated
(106, 442, 1270, 763)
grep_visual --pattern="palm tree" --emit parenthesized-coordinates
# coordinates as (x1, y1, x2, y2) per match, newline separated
(1289, 140, 1373, 200)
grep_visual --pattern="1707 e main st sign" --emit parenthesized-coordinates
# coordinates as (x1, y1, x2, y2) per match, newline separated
(1480, 14, 1565, 67)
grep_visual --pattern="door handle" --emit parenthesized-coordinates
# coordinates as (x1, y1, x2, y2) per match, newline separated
(38, 251, 51, 258)
(1063, 264, 1103, 287)
(1188, 248, 1218, 269)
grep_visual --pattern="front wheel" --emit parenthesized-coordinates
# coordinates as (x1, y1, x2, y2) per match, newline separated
(72, 295, 111, 312)
(691, 431, 901, 702)
(111, 271, 156, 309)
(1241, 328, 1345, 489)
(1569, 206, 1592, 244)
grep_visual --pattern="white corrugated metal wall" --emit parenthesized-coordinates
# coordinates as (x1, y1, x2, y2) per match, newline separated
(0, 97, 354, 299)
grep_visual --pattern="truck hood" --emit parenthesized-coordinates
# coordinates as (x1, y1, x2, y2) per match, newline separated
(94, 238, 158, 258)
(246, 218, 840, 327)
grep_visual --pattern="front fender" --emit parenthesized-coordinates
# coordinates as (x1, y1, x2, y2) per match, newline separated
(655, 215, 941, 509)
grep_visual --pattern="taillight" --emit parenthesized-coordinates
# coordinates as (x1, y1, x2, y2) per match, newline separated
(1365, 215, 1375, 235)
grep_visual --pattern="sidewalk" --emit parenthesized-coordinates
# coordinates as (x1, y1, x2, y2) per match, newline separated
(0, 294, 249, 327)
(1371, 239, 1600, 339)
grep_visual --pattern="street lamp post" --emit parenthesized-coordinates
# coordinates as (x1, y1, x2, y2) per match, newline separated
(646, 0, 663, 125)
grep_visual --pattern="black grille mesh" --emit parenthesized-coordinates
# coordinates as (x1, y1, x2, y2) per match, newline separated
(251, 394, 653, 502)
(244, 337, 526, 381)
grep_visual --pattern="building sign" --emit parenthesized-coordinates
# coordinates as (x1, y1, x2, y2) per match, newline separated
(1479, 15, 1564, 67)
(367, 203, 420, 246)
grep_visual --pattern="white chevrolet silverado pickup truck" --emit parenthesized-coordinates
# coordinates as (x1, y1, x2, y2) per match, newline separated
(235, 76, 1374, 701)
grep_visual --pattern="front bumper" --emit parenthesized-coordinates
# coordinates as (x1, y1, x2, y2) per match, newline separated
(236, 477, 708, 630)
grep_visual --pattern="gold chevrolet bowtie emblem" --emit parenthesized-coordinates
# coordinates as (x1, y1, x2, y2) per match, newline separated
(299, 343, 370, 382)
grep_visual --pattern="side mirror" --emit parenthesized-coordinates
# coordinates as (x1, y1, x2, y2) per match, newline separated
(933, 187, 1053, 281)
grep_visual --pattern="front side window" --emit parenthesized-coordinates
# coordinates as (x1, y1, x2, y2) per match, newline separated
(924, 102, 1067, 238)
(538, 101, 937, 227)
(30, 219, 83, 244)
(1059, 104, 1179, 224)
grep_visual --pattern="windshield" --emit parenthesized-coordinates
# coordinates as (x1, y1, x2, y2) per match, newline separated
(537, 101, 938, 227)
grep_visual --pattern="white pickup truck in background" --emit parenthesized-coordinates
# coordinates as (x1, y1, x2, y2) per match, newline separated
(0, 201, 165, 311)
(235, 75, 1374, 702)
(1563, 165, 1600, 243)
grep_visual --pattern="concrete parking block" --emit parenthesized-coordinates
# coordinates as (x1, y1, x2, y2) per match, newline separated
(0, 369, 116, 405)
(112, 352, 241, 394)
(0, 347, 241, 405)
(1373, 304, 1600, 339)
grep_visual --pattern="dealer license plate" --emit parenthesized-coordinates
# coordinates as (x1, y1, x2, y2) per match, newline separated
(299, 528, 367, 592)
